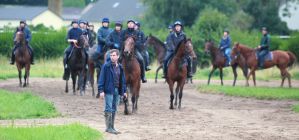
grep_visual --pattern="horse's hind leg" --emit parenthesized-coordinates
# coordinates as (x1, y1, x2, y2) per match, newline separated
(65, 80, 69, 93)
(252, 71, 256, 86)
(131, 95, 136, 113)
(23, 71, 27, 87)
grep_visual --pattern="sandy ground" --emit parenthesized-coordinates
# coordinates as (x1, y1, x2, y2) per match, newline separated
(0, 78, 299, 140)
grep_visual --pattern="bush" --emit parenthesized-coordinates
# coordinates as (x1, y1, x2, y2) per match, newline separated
(0, 30, 68, 58)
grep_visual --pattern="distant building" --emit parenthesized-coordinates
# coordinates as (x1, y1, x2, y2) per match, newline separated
(0, 0, 146, 30)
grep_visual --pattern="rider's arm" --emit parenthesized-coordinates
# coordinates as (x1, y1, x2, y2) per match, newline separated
(105, 33, 113, 48)
(98, 64, 106, 94)
(25, 28, 32, 43)
(97, 29, 106, 44)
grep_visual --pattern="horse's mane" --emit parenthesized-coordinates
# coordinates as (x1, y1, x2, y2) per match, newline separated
(151, 35, 166, 47)
(236, 43, 255, 52)
(174, 39, 186, 54)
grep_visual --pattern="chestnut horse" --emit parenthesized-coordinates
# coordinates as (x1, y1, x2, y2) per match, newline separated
(204, 41, 248, 86)
(167, 39, 196, 109)
(122, 36, 141, 114)
(231, 43, 296, 87)
(14, 31, 31, 87)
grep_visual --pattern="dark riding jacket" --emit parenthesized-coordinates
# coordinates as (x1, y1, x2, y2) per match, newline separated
(98, 62, 126, 96)
(219, 36, 231, 51)
(97, 26, 112, 45)
(106, 29, 123, 50)
(13, 27, 31, 43)
(260, 34, 270, 51)
(166, 31, 186, 51)
(136, 29, 146, 51)
(66, 27, 83, 46)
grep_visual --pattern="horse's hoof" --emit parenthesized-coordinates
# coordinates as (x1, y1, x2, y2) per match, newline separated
(169, 106, 174, 109)
(124, 110, 129, 115)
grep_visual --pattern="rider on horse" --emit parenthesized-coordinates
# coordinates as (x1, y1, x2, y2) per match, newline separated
(63, 20, 86, 78)
(219, 29, 232, 66)
(87, 23, 97, 47)
(121, 19, 147, 83)
(95, 18, 113, 59)
(134, 21, 151, 71)
(257, 27, 270, 68)
(105, 21, 123, 62)
(163, 20, 192, 78)
(10, 20, 34, 65)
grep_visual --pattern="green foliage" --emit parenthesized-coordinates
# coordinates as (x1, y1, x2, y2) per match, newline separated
(0, 123, 103, 140)
(192, 7, 229, 40)
(243, 0, 289, 34)
(0, 30, 68, 58)
(230, 10, 254, 30)
(198, 85, 299, 100)
(0, 89, 59, 119)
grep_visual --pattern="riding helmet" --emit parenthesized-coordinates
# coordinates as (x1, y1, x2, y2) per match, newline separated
(102, 17, 110, 23)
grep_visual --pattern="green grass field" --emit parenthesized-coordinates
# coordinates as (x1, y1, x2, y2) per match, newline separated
(0, 123, 103, 140)
(1, 56, 298, 80)
(198, 85, 299, 100)
(0, 89, 59, 119)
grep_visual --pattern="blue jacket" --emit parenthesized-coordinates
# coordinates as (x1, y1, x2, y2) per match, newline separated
(98, 62, 126, 95)
(106, 29, 123, 50)
(219, 36, 231, 50)
(97, 27, 112, 45)
(166, 31, 186, 51)
(66, 27, 83, 46)
(13, 27, 32, 43)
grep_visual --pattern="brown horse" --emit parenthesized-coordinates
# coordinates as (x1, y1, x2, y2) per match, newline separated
(231, 43, 296, 87)
(204, 41, 248, 86)
(144, 34, 166, 83)
(122, 36, 141, 114)
(14, 31, 31, 87)
(65, 34, 89, 95)
(167, 39, 196, 109)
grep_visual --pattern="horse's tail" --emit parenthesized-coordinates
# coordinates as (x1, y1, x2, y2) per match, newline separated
(287, 51, 297, 68)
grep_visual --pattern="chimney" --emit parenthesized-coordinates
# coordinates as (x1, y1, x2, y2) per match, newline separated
(48, 0, 62, 17)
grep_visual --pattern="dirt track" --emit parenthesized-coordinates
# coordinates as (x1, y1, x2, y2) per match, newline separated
(0, 78, 299, 140)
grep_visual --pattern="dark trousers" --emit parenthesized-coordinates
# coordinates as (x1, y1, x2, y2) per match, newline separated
(136, 50, 146, 80)
(258, 49, 269, 68)
(163, 50, 192, 76)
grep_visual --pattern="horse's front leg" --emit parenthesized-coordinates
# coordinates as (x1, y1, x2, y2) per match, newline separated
(23, 70, 27, 87)
(232, 65, 238, 86)
(65, 80, 69, 93)
(71, 73, 77, 95)
(168, 81, 174, 109)
(219, 68, 224, 86)
(252, 70, 256, 86)
(207, 66, 216, 85)
(18, 69, 22, 87)
(246, 68, 254, 87)
(174, 83, 179, 107)
(155, 65, 162, 83)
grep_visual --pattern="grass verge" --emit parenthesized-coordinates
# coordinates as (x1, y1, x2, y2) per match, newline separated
(198, 85, 299, 100)
(0, 123, 103, 140)
(0, 89, 59, 119)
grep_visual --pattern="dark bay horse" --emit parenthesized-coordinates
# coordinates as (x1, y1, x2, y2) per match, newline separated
(144, 34, 166, 83)
(14, 31, 31, 87)
(232, 43, 296, 87)
(167, 39, 196, 109)
(122, 36, 141, 114)
(65, 35, 89, 95)
(204, 41, 248, 86)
